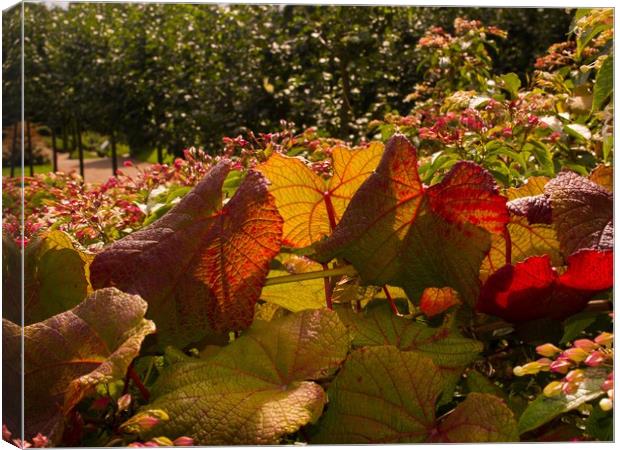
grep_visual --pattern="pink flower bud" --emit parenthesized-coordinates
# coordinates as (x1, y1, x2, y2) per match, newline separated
(562, 381, 578, 395)
(117, 394, 132, 412)
(573, 339, 598, 352)
(31, 433, 49, 448)
(550, 358, 572, 374)
(3, 424, 12, 441)
(536, 358, 552, 371)
(594, 332, 613, 347)
(127, 443, 146, 448)
(151, 437, 173, 446)
(565, 369, 585, 383)
(536, 343, 561, 357)
(562, 347, 588, 363)
(543, 381, 563, 397)
(601, 378, 613, 392)
(173, 437, 194, 446)
(585, 351, 606, 367)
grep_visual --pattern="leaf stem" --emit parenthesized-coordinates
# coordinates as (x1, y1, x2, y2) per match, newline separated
(503, 226, 512, 265)
(383, 286, 400, 315)
(264, 265, 357, 286)
(126, 363, 150, 401)
(322, 263, 333, 310)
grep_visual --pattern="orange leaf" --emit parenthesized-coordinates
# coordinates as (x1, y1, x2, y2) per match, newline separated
(420, 287, 461, 317)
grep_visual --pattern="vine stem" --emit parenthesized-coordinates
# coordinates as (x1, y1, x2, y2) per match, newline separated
(383, 286, 400, 315)
(503, 226, 512, 265)
(125, 362, 150, 401)
(322, 263, 334, 310)
(264, 265, 357, 286)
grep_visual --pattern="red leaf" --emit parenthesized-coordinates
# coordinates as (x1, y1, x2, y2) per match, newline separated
(91, 163, 283, 346)
(316, 134, 508, 306)
(477, 249, 612, 322)
(420, 287, 461, 317)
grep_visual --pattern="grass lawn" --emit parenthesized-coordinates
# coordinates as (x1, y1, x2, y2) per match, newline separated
(2, 163, 54, 177)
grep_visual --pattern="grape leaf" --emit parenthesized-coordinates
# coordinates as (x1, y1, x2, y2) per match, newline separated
(518, 367, 610, 434)
(139, 310, 350, 445)
(316, 135, 508, 305)
(589, 164, 613, 192)
(313, 347, 516, 443)
(256, 143, 383, 248)
(506, 176, 549, 200)
(480, 216, 563, 282)
(91, 162, 283, 347)
(477, 249, 613, 323)
(429, 393, 519, 442)
(507, 195, 552, 224)
(24, 230, 92, 324)
(2, 288, 155, 444)
(261, 269, 325, 311)
(545, 171, 613, 255)
(337, 301, 482, 401)
(2, 233, 21, 323)
(419, 287, 460, 317)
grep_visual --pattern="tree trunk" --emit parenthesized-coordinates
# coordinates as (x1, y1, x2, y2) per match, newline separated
(111, 132, 118, 176)
(10, 122, 18, 178)
(51, 128, 58, 172)
(26, 121, 34, 176)
(77, 122, 84, 179)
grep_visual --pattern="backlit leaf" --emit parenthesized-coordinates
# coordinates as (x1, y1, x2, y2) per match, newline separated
(256, 143, 383, 247)
(506, 176, 549, 200)
(316, 135, 508, 305)
(313, 347, 516, 443)
(261, 269, 325, 311)
(140, 310, 350, 445)
(480, 217, 563, 282)
(589, 164, 613, 192)
(2, 288, 155, 444)
(477, 249, 613, 323)
(592, 54, 613, 113)
(420, 287, 461, 317)
(91, 162, 283, 346)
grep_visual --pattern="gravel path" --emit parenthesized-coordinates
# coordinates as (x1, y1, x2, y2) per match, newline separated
(56, 152, 152, 184)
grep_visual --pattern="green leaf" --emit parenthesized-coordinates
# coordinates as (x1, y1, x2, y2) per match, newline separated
(313, 347, 516, 443)
(316, 135, 507, 306)
(466, 370, 507, 400)
(338, 301, 482, 401)
(140, 309, 350, 445)
(518, 367, 610, 434)
(584, 404, 613, 441)
(497, 73, 521, 99)
(2, 288, 155, 444)
(564, 123, 592, 141)
(592, 55, 613, 113)
(430, 393, 519, 442)
(24, 230, 92, 324)
(261, 269, 325, 312)
(560, 311, 599, 344)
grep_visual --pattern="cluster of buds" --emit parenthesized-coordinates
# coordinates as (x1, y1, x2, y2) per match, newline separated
(2, 425, 49, 448)
(128, 436, 194, 447)
(513, 332, 614, 410)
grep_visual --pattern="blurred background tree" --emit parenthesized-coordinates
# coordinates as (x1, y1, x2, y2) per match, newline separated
(4, 2, 573, 162)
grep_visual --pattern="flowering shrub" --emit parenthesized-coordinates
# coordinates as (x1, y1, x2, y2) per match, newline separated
(2, 8, 614, 447)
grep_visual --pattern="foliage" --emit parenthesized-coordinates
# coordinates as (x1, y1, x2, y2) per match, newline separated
(2, 8, 614, 447)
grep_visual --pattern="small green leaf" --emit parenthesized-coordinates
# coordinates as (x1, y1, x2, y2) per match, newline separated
(564, 123, 592, 141)
(497, 73, 521, 99)
(560, 311, 599, 344)
(584, 404, 613, 441)
(518, 367, 610, 434)
(592, 55, 613, 113)
(140, 309, 350, 445)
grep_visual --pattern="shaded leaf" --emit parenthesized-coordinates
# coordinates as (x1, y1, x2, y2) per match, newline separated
(140, 310, 350, 445)
(317, 135, 507, 305)
(545, 171, 613, 255)
(91, 162, 283, 346)
(2, 288, 155, 443)
(256, 143, 383, 248)
(338, 301, 482, 400)
(419, 287, 461, 317)
(518, 367, 610, 434)
(24, 230, 92, 324)
(507, 195, 552, 224)
(429, 393, 518, 442)
(477, 249, 613, 323)
(313, 347, 516, 443)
